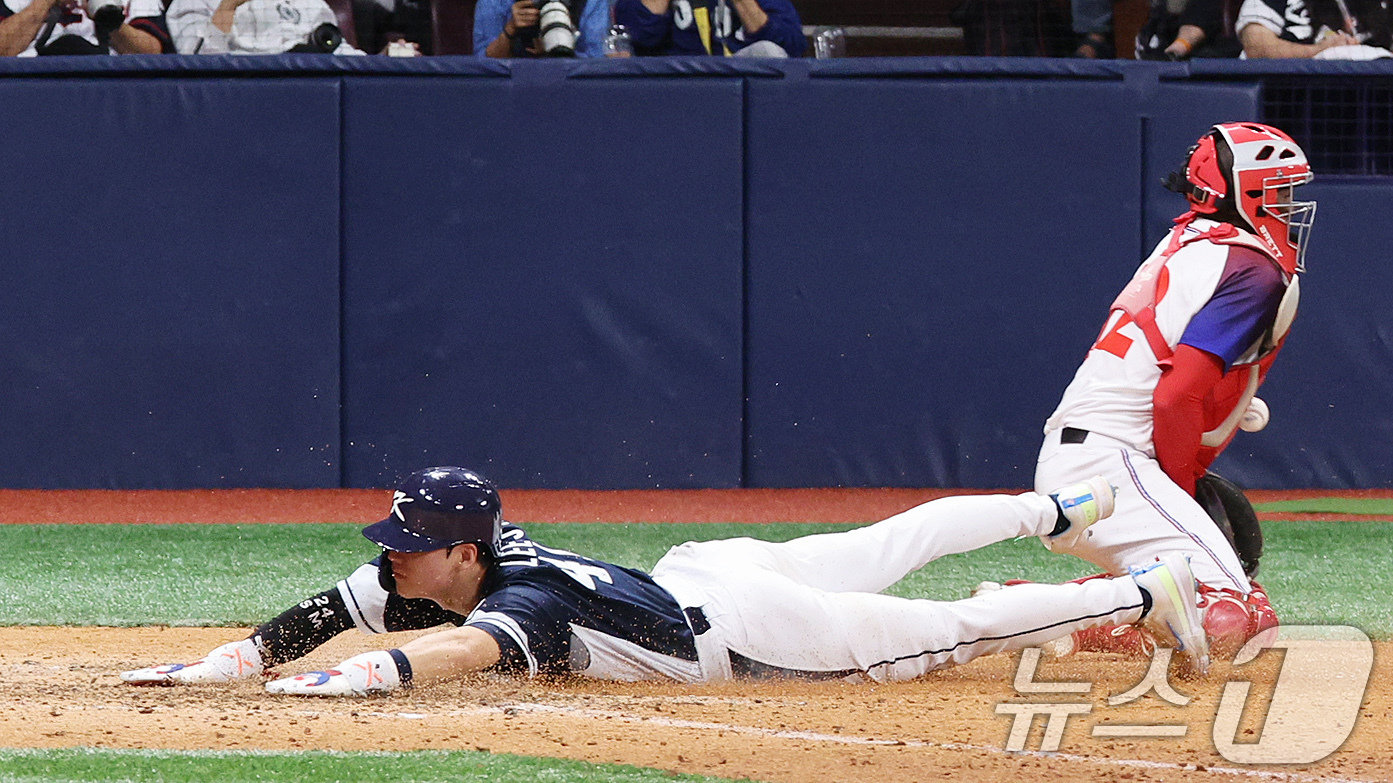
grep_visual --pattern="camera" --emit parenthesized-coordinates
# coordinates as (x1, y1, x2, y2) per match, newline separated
(287, 23, 343, 53)
(88, 0, 125, 34)
(535, 0, 577, 56)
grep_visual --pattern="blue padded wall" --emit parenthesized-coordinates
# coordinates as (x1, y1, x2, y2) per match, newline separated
(744, 77, 1142, 487)
(0, 59, 1387, 490)
(0, 79, 341, 488)
(340, 67, 745, 489)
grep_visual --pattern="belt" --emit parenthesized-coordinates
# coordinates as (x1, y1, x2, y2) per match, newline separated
(1061, 426, 1090, 444)
(684, 606, 711, 635)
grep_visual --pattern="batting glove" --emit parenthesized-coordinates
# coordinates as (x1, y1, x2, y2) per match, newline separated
(265, 650, 403, 697)
(121, 638, 263, 685)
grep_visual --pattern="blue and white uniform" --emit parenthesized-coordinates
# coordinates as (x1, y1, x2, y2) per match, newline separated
(470, 526, 702, 680)
(340, 499, 1154, 683)
(339, 523, 702, 680)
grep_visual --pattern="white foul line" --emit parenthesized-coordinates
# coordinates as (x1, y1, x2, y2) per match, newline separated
(364, 701, 1381, 783)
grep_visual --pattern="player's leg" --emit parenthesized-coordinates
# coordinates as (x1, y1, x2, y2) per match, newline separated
(1033, 433, 1263, 660)
(705, 553, 1203, 681)
(697, 487, 1101, 595)
(1035, 433, 1250, 592)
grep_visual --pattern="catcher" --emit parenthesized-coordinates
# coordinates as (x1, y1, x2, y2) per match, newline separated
(123, 466, 1210, 694)
(1018, 122, 1313, 660)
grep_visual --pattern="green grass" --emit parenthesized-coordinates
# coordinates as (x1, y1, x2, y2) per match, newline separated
(0, 748, 746, 783)
(1, 520, 1389, 636)
(1253, 498, 1393, 515)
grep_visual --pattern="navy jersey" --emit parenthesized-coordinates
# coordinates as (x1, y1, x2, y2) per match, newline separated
(615, 0, 806, 57)
(465, 524, 699, 680)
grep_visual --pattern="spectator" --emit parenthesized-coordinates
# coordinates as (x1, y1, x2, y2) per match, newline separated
(1237, 0, 1391, 57)
(352, 0, 431, 55)
(952, 0, 1072, 58)
(475, 0, 614, 58)
(1135, 0, 1243, 60)
(1070, 0, 1115, 57)
(614, 0, 805, 57)
(165, 0, 364, 53)
(0, 0, 172, 55)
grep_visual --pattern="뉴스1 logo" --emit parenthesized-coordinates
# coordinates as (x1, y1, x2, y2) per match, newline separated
(994, 626, 1373, 763)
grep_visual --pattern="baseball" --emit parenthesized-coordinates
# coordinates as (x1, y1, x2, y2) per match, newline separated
(1240, 397, 1270, 432)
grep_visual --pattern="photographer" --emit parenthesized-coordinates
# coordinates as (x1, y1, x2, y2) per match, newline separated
(165, 0, 364, 53)
(475, 0, 614, 58)
(614, 0, 805, 57)
(0, 0, 172, 55)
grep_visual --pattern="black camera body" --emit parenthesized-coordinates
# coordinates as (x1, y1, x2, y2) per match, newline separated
(89, 0, 125, 34)
(287, 22, 343, 53)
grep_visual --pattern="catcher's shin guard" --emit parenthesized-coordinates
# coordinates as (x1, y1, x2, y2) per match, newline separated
(1198, 580, 1278, 658)
(1043, 577, 1278, 660)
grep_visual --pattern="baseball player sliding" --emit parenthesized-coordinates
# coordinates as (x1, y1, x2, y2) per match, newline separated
(124, 466, 1209, 694)
(1022, 122, 1315, 660)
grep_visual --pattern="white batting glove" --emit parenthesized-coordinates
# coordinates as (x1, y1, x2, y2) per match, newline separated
(121, 638, 263, 685)
(265, 650, 402, 697)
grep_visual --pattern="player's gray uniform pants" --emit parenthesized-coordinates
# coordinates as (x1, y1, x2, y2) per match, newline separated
(651, 492, 1148, 682)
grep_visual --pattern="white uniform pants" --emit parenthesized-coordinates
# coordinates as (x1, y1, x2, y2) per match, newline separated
(1035, 428, 1250, 592)
(651, 492, 1147, 682)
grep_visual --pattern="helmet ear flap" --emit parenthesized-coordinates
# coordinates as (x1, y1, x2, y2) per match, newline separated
(1186, 132, 1229, 211)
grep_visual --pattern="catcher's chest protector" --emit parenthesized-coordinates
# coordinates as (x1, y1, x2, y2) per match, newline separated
(1110, 217, 1299, 448)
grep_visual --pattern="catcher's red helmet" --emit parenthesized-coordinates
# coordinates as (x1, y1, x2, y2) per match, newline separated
(1168, 122, 1316, 275)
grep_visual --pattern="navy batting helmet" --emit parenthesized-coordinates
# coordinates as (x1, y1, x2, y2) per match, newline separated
(362, 467, 503, 554)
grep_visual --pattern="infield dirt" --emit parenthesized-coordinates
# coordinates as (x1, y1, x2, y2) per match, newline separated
(3, 626, 1389, 783)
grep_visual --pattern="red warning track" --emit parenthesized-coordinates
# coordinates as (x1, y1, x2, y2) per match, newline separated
(1, 487, 1390, 525)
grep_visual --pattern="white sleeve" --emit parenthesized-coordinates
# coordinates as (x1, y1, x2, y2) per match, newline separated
(126, 0, 165, 22)
(165, 0, 230, 53)
(336, 562, 393, 634)
(1235, 0, 1289, 37)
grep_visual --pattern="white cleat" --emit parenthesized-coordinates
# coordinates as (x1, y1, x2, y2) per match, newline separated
(970, 580, 1004, 598)
(1044, 475, 1116, 551)
(1131, 553, 1211, 675)
(121, 639, 263, 685)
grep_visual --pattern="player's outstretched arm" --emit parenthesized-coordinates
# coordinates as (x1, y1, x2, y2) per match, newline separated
(121, 637, 265, 685)
(265, 625, 502, 696)
(121, 584, 360, 685)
